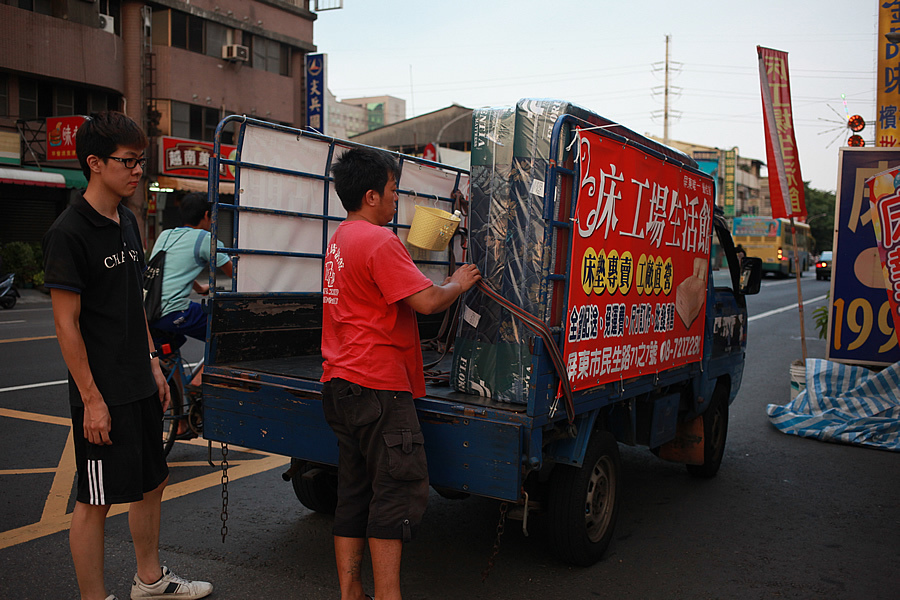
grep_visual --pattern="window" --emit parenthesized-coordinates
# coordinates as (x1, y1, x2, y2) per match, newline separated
(56, 87, 74, 116)
(18, 79, 52, 120)
(170, 10, 230, 57)
(171, 101, 230, 144)
(251, 36, 289, 76)
(0, 75, 7, 117)
(205, 22, 229, 59)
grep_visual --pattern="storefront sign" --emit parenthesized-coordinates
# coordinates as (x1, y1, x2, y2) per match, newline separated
(866, 166, 900, 346)
(827, 148, 900, 365)
(564, 128, 714, 390)
(877, 2, 900, 146)
(159, 137, 236, 181)
(306, 53, 327, 133)
(46, 116, 86, 161)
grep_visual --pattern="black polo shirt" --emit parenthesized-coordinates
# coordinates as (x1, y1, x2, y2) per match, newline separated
(43, 193, 157, 407)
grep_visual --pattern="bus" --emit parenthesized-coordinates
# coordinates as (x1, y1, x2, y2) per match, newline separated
(731, 216, 811, 277)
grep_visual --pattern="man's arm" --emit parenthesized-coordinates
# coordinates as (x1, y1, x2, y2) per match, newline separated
(50, 288, 112, 445)
(403, 263, 481, 315)
(145, 311, 171, 413)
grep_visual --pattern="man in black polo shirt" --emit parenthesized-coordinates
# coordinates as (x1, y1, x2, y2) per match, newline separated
(43, 112, 211, 600)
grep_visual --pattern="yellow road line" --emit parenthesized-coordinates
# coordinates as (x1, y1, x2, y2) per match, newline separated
(0, 407, 70, 426)
(0, 335, 57, 344)
(0, 408, 291, 550)
(0, 453, 289, 550)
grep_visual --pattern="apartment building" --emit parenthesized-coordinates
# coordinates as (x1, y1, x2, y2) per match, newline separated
(0, 0, 317, 246)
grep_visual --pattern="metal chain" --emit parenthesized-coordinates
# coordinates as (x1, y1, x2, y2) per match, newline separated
(220, 442, 229, 543)
(480, 501, 508, 583)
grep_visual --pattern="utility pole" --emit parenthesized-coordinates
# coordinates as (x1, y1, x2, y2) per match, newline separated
(663, 34, 670, 145)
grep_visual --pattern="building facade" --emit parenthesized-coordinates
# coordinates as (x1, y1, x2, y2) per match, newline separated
(1, 0, 317, 248)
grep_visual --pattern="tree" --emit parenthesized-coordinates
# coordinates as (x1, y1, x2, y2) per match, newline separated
(803, 183, 836, 253)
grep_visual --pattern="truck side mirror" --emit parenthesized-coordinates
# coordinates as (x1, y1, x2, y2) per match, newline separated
(739, 257, 763, 295)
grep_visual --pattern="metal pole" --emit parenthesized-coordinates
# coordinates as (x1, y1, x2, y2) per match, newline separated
(790, 216, 807, 361)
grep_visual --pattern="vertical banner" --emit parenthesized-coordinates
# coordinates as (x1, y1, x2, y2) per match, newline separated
(564, 128, 714, 390)
(757, 46, 806, 219)
(46, 116, 86, 161)
(306, 53, 327, 134)
(827, 148, 900, 365)
(878, 3, 900, 147)
(867, 167, 900, 345)
(723, 148, 736, 217)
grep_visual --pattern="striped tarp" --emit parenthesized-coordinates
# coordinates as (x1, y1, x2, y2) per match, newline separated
(766, 359, 900, 451)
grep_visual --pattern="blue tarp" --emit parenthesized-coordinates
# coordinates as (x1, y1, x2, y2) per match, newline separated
(767, 359, 900, 451)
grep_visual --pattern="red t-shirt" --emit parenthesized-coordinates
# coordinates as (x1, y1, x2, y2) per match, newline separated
(321, 219, 433, 398)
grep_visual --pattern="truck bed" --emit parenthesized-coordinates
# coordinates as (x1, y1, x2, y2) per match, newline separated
(212, 351, 528, 413)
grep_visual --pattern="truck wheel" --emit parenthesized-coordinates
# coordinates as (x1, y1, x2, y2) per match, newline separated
(290, 459, 338, 514)
(547, 430, 620, 566)
(686, 384, 729, 479)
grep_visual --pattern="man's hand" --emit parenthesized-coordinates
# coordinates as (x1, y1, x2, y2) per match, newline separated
(447, 263, 481, 293)
(82, 394, 112, 445)
(151, 359, 171, 412)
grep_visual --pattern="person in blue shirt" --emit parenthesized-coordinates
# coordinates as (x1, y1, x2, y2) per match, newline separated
(148, 192, 232, 387)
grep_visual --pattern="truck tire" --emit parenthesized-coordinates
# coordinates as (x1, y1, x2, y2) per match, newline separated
(547, 430, 621, 566)
(290, 459, 338, 515)
(686, 383, 729, 479)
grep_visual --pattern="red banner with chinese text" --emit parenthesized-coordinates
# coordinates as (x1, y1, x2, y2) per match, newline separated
(866, 167, 900, 346)
(46, 116, 86, 161)
(159, 136, 237, 181)
(758, 46, 806, 219)
(564, 128, 714, 391)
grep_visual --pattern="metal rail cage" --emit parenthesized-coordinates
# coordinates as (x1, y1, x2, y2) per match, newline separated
(206, 116, 469, 300)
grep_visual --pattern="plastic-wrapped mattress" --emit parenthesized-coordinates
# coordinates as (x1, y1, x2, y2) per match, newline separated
(453, 99, 694, 404)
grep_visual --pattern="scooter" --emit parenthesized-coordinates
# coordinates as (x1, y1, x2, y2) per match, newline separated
(0, 273, 20, 309)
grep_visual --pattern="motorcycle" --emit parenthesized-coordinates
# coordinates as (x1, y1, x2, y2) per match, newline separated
(0, 273, 20, 309)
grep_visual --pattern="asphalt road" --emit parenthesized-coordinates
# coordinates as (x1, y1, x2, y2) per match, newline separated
(1, 273, 898, 600)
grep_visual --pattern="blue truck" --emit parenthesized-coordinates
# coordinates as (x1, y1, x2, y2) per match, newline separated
(199, 101, 762, 566)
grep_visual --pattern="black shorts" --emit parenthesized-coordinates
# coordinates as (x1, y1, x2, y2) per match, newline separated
(322, 378, 429, 542)
(71, 393, 169, 505)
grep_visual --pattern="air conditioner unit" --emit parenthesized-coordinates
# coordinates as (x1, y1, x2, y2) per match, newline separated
(99, 14, 115, 34)
(222, 44, 249, 62)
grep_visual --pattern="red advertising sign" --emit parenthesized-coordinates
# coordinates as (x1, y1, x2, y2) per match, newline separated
(46, 116, 86, 161)
(564, 128, 714, 390)
(866, 167, 900, 346)
(757, 46, 806, 219)
(160, 136, 237, 180)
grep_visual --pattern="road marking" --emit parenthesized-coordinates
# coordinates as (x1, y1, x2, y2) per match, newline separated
(0, 320, 25, 324)
(748, 294, 828, 322)
(0, 335, 57, 344)
(0, 381, 67, 394)
(0, 408, 290, 550)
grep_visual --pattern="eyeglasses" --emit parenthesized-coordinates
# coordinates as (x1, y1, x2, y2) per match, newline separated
(106, 156, 146, 170)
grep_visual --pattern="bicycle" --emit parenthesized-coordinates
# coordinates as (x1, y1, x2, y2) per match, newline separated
(152, 328, 205, 456)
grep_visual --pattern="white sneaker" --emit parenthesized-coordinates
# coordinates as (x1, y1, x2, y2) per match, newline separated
(130, 566, 213, 599)
(106, 595, 119, 600)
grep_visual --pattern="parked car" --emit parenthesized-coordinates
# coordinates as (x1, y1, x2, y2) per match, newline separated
(816, 250, 833, 280)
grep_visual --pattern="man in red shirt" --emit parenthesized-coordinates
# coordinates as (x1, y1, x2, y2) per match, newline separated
(321, 147, 480, 600)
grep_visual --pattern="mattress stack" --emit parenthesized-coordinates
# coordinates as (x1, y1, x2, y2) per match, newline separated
(452, 99, 693, 404)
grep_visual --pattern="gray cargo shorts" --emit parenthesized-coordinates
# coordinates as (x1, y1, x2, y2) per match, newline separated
(322, 377, 430, 541)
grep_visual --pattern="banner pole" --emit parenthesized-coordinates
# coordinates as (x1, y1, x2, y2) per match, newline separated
(790, 216, 808, 361)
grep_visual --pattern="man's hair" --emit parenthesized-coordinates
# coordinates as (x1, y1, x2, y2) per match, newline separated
(75, 111, 148, 179)
(180, 192, 211, 226)
(331, 147, 401, 213)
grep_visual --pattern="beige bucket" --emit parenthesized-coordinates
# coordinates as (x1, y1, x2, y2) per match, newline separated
(407, 205, 461, 252)
(790, 359, 806, 400)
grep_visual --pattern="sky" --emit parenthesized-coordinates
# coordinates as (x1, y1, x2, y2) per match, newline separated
(312, 0, 878, 193)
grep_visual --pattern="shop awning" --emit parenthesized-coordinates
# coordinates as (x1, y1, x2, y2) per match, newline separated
(0, 167, 66, 188)
(23, 166, 88, 189)
(157, 175, 235, 195)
